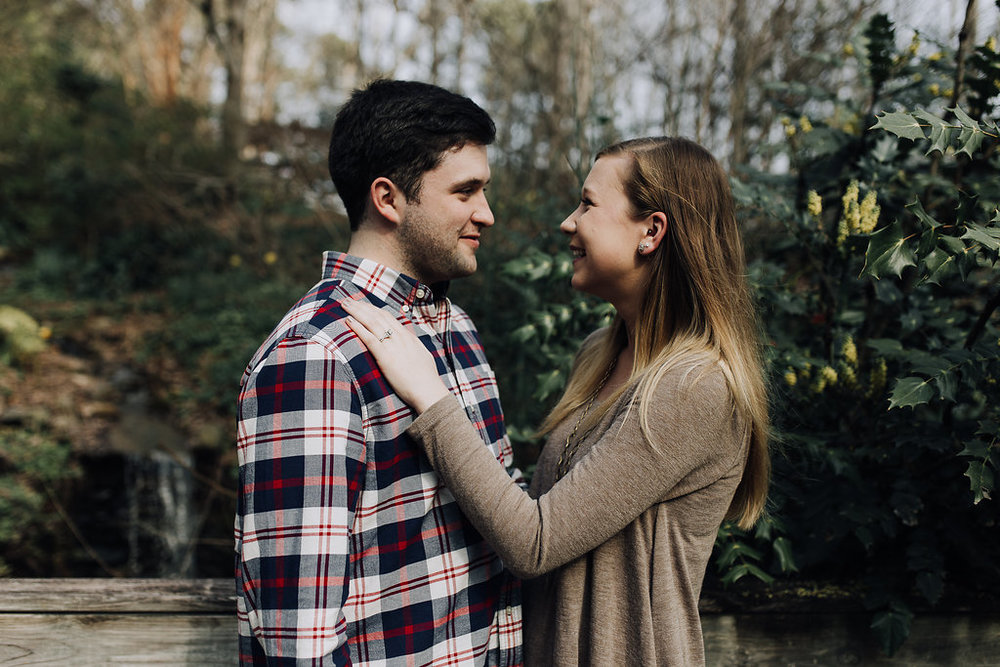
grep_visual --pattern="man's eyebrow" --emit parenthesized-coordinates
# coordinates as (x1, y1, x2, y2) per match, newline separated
(451, 177, 489, 190)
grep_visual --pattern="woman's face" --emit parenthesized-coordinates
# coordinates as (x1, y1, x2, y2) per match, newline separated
(560, 155, 652, 305)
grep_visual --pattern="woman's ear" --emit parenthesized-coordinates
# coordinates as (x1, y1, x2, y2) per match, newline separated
(639, 211, 668, 254)
(370, 177, 405, 225)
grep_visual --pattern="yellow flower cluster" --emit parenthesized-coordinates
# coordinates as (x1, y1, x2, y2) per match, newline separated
(838, 336, 859, 388)
(799, 116, 813, 133)
(807, 190, 823, 219)
(812, 365, 839, 393)
(837, 181, 860, 244)
(842, 337, 858, 365)
(987, 36, 997, 53)
(784, 370, 798, 387)
(928, 51, 944, 62)
(929, 83, 941, 96)
(867, 358, 888, 398)
(859, 191, 880, 233)
(843, 43, 855, 56)
(806, 190, 823, 218)
(781, 117, 797, 138)
(906, 33, 920, 57)
(837, 181, 880, 244)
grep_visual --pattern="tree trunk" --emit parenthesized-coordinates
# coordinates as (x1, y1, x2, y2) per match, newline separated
(728, 0, 751, 168)
(221, 0, 247, 170)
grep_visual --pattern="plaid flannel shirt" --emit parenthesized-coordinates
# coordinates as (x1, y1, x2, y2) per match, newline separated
(236, 251, 522, 666)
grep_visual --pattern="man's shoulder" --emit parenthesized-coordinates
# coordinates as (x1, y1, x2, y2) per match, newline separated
(243, 279, 375, 380)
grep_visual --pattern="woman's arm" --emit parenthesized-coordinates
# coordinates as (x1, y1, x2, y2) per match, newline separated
(342, 297, 743, 577)
(409, 365, 743, 578)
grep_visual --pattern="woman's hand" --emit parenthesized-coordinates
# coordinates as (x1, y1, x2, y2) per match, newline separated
(342, 298, 451, 414)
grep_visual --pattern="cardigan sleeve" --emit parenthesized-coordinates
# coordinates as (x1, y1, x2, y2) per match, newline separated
(406, 361, 746, 579)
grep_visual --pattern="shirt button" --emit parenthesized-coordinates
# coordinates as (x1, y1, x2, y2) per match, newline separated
(400, 304, 410, 313)
(415, 288, 426, 299)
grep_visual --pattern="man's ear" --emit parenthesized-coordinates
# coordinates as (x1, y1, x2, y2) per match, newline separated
(370, 177, 405, 225)
(640, 211, 668, 253)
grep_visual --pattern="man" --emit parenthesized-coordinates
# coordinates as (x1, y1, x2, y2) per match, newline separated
(235, 79, 522, 665)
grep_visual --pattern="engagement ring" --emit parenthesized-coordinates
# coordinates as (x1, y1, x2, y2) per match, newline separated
(378, 329, 394, 342)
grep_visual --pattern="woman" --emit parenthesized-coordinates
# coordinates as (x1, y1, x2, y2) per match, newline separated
(343, 136, 770, 666)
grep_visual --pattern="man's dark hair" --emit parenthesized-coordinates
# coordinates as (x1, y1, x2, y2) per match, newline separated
(328, 79, 496, 230)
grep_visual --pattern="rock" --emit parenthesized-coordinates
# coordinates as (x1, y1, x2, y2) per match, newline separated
(79, 401, 120, 420)
(0, 405, 48, 426)
(194, 421, 229, 449)
(0, 305, 46, 365)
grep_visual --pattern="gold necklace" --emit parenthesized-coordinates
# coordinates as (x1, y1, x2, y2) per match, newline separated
(555, 362, 615, 480)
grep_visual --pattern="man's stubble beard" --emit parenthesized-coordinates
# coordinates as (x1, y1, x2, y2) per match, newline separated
(397, 210, 477, 284)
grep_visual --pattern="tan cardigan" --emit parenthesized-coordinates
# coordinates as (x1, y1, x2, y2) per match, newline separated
(407, 355, 748, 666)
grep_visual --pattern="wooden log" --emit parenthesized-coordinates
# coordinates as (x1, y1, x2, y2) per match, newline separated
(0, 579, 236, 665)
(0, 613, 235, 665)
(0, 578, 234, 613)
(2, 579, 999, 665)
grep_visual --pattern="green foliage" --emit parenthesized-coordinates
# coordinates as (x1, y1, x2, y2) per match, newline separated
(151, 265, 308, 419)
(742, 14, 1000, 655)
(714, 516, 799, 587)
(0, 6, 231, 299)
(0, 426, 79, 575)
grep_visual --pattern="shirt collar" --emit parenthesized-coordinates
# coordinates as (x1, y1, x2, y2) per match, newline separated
(321, 251, 444, 311)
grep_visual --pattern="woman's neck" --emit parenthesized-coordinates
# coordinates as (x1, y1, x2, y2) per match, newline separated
(597, 332, 635, 401)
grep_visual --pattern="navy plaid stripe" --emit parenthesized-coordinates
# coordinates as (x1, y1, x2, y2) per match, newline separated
(236, 251, 522, 665)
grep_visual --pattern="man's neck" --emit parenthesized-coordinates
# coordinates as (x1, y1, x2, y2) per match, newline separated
(347, 228, 409, 277)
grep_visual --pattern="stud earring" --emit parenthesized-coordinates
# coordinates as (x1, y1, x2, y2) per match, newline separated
(637, 241, 650, 254)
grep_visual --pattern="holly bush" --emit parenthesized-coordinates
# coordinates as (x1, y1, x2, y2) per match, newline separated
(732, 13, 999, 655)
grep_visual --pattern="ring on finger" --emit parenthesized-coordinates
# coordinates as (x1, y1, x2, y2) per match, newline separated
(377, 328, 394, 343)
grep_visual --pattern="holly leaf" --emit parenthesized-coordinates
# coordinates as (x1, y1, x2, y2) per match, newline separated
(871, 111, 927, 140)
(532, 369, 565, 401)
(913, 110, 954, 154)
(962, 222, 1000, 252)
(861, 220, 917, 279)
(921, 248, 956, 285)
(964, 460, 994, 504)
(915, 571, 943, 605)
(772, 537, 799, 573)
(871, 606, 913, 657)
(866, 338, 905, 357)
(959, 127, 986, 157)
(906, 198, 942, 229)
(888, 376, 934, 409)
(950, 105, 979, 128)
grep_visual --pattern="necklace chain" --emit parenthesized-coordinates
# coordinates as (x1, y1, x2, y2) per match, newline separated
(555, 362, 615, 480)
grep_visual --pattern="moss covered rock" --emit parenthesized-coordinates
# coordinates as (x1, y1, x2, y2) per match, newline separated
(0, 305, 46, 365)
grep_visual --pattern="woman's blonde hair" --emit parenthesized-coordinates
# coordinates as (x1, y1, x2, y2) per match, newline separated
(539, 136, 770, 529)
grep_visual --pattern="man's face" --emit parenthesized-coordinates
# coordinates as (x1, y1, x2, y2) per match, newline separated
(397, 143, 494, 284)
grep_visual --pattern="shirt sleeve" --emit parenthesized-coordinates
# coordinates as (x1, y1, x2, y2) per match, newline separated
(405, 362, 744, 579)
(237, 335, 366, 665)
